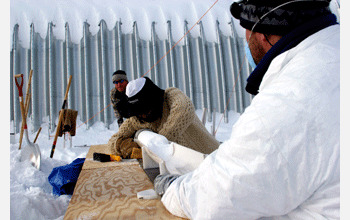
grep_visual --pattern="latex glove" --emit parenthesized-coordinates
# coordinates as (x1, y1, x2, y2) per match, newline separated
(154, 174, 180, 196)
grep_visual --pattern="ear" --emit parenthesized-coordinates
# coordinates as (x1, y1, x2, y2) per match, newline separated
(256, 32, 273, 52)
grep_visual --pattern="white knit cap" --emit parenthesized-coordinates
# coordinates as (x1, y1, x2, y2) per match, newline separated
(126, 77, 146, 98)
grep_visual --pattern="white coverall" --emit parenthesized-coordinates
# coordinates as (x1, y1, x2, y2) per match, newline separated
(161, 24, 340, 219)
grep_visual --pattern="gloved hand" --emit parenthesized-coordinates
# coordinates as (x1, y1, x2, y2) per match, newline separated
(115, 138, 139, 158)
(154, 174, 180, 196)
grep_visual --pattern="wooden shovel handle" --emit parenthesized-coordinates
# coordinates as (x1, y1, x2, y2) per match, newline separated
(14, 73, 26, 128)
(19, 70, 33, 150)
(33, 127, 42, 143)
(14, 74, 24, 97)
(64, 75, 73, 101)
(19, 94, 27, 129)
(24, 70, 33, 114)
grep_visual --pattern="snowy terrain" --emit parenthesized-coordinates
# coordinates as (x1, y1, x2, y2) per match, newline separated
(9, 1, 243, 217)
(8, 0, 344, 219)
(10, 110, 240, 220)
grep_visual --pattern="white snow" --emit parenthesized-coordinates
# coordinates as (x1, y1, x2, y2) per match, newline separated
(10, 0, 341, 50)
(8, 0, 344, 219)
(10, 0, 243, 49)
(10, 110, 240, 220)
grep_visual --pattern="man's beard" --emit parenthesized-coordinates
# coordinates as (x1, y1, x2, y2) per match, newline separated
(137, 103, 163, 123)
(249, 35, 266, 65)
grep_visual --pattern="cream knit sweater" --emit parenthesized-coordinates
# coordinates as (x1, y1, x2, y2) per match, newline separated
(108, 87, 220, 158)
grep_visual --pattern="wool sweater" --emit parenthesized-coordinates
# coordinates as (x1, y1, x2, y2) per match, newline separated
(108, 87, 220, 158)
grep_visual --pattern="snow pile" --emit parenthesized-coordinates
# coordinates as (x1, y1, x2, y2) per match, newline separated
(10, 110, 240, 220)
(10, 0, 243, 49)
(10, 0, 340, 50)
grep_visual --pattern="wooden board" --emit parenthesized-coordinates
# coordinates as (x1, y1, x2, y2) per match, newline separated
(82, 144, 139, 170)
(64, 145, 184, 220)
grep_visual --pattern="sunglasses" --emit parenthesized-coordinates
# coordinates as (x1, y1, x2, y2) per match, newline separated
(113, 79, 125, 84)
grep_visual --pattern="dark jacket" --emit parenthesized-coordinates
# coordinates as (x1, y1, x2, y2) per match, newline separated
(110, 88, 127, 126)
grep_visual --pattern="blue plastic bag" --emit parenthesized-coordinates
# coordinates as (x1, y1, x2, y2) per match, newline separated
(48, 158, 85, 196)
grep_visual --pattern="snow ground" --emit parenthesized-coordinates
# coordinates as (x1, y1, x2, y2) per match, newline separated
(9, 110, 240, 220)
(7, 0, 344, 219)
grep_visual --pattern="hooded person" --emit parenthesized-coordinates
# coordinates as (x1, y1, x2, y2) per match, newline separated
(155, 1, 340, 219)
(107, 77, 220, 159)
(110, 70, 129, 127)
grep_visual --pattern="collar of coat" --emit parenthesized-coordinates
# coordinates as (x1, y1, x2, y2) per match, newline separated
(113, 88, 126, 99)
(245, 13, 338, 95)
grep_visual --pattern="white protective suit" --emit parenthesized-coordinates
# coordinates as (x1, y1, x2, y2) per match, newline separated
(161, 24, 340, 219)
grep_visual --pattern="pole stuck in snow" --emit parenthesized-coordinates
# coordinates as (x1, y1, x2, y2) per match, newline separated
(33, 127, 42, 143)
(50, 75, 73, 158)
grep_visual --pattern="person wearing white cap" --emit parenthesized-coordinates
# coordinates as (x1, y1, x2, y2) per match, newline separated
(154, 0, 340, 219)
(107, 77, 220, 159)
(110, 70, 128, 127)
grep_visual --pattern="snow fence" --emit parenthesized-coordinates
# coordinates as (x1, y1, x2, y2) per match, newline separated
(10, 19, 253, 133)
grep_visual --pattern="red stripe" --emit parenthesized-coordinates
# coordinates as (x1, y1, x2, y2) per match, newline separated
(23, 125, 27, 129)
(53, 141, 56, 145)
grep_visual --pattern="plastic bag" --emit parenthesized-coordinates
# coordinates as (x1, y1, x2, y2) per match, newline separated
(48, 158, 85, 196)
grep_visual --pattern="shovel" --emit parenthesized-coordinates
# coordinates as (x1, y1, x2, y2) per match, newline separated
(19, 69, 33, 150)
(15, 74, 41, 170)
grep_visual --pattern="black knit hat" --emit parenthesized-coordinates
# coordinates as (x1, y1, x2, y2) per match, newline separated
(230, 0, 332, 35)
(118, 77, 165, 121)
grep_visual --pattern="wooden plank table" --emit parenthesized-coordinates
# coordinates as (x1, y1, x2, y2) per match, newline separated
(64, 144, 184, 220)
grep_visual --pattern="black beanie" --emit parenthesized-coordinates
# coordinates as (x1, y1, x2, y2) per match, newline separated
(230, 0, 332, 36)
(121, 77, 165, 121)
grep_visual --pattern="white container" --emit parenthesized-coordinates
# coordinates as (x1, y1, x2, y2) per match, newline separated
(135, 129, 206, 175)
